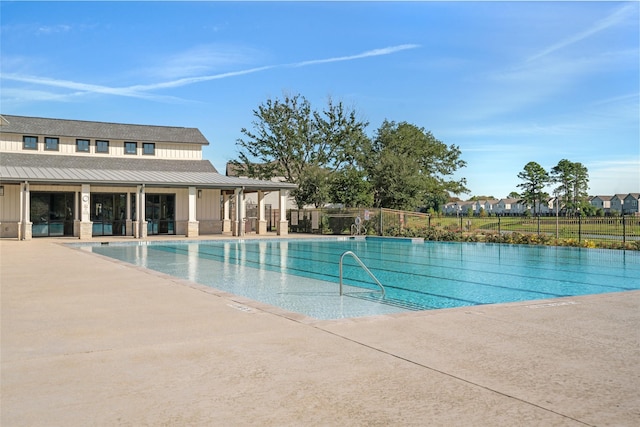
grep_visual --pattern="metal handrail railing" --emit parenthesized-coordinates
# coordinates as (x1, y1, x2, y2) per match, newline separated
(339, 251, 385, 296)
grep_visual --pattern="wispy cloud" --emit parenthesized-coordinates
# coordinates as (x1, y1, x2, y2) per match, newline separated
(36, 24, 71, 35)
(292, 44, 420, 67)
(1, 73, 180, 101)
(143, 44, 265, 80)
(527, 3, 637, 62)
(1, 44, 419, 101)
(587, 158, 640, 193)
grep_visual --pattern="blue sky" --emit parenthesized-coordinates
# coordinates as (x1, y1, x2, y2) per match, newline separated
(1, 1, 638, 199)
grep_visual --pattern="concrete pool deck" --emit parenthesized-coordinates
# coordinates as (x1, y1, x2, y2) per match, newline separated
(1, 236, 638, 426)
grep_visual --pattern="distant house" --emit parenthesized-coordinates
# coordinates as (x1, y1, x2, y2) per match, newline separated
(474, 199, 499, 215)
(590, 195, 613, 214)
(623, 193, 640, 215)
(494, 198, 526, 215)
(441, 201, 466, 216)
(610, 194, 627, 215)
(441, 202, 456, 215)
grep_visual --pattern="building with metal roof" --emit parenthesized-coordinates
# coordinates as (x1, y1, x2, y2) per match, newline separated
(0, 115, 295, 240)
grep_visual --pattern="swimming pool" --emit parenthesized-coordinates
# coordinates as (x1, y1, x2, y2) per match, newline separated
(81, 237, 640, 320)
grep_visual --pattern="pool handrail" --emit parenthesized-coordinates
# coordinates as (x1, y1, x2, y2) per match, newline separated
(339, 251, 385, 297)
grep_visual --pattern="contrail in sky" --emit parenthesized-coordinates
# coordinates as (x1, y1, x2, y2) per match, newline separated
(1, 44, 420, 100)
(527, 3, 635, 62)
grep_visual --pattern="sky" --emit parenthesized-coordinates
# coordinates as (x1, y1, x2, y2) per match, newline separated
(1, 0, 638, 199)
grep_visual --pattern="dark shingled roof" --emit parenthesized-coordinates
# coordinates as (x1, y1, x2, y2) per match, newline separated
(0, 115, 209, 145)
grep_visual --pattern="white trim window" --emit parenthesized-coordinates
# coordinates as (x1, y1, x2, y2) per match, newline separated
(76, 139, 90, 152)
(23, 135, 38, 150)
(143, 142, 155, 155)
(96, 140, 109, 153)
(124, 141, 137, 155)
(45, 137, 59, 151)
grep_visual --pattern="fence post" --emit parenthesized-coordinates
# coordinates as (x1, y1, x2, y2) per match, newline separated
(498, 215, 501, 235)
(380, 208, 383, 236)
(537, 215, 540, 235)
(578, 215, 582, 242)
(623, 215, 626, 243)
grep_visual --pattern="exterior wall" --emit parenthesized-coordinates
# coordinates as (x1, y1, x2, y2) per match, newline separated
(0, 183, 21, 221)
(196, 189, 221, 220)
(0, 134, 202, 160)
(195, 188, 222, 234)
(610, 196, 624, 214)
(156, 144, 202, 159)
(623, 194, 640, 214)
(0, 184, 21, 238)
(591, 197, 610, 210)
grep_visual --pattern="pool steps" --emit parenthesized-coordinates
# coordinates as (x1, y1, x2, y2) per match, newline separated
(339, 251, 386, 297)
(351, 293, 424, 311)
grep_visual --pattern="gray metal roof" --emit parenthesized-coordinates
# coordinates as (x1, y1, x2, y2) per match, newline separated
(0, 115, 210, 145)
(0, 153, 296, 191)
(2, 152, 218, 173)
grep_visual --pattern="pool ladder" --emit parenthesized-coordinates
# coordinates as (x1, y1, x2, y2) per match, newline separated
(339, 251, 385, 297)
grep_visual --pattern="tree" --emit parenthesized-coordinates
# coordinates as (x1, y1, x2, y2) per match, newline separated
(550, 159, 589, 215)
(516, 161, 549, 215)
(508, 191, 521, 199)
(328, 165, 373, 208)
(468, 195, 496, 201)
(364, 121, 468, 210)
(423, 191, 450, 213)
(233, 94, 369, 208)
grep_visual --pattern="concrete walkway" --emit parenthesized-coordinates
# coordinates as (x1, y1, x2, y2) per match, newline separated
(1, 237, 638, 426)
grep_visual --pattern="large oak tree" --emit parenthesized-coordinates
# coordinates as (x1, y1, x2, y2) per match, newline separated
(233, 94, 369, 208)
(364, 121, 468, 211)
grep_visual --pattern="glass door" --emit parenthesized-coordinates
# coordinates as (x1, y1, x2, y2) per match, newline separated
(30, 192, 75, 237)
(91, 193, 127, 236)
(146, 194, 175, 235)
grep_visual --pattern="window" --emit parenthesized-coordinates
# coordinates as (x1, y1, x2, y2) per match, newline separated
(76, 139, 90, 152)
(143, 143, 155, 155)
(124, 141, 137, 155)
(96, 140, 109, 153)
(45, 137, 59, 151)
(23, 136, 38, 150)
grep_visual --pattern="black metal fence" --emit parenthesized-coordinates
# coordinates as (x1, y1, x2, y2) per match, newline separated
(288, 207, 640, 246)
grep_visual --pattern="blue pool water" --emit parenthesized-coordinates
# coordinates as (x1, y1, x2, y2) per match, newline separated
(81, 237, 640, 320)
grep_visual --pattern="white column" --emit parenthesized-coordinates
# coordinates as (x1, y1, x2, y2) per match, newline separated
(278, 189, 288, 236)
(186, 186, 199, 237)
(188, 187, 197, 222)
(233, 188, 241, 236)
(238, 187, 246, 237)
(80, 184, 90, 222)
(137, 184, 147, 239)
(222, 192, 231, 233)
(19, 181, 32, 240)
(257, 190, 267, 234)
(77, 184, 92, 239)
